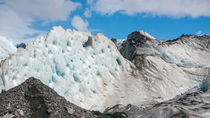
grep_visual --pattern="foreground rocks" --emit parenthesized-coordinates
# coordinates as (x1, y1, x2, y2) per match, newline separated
(0, 77, 96, 118)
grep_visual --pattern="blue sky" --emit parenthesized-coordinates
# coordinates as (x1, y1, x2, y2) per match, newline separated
(0, 0, 210, 43)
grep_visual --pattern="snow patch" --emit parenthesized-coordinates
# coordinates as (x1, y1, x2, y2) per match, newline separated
(139, 30, 156, 40)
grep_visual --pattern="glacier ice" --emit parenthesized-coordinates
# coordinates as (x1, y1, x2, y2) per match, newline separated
(0, 27, 209, 111)
(0, 26, 132, 111)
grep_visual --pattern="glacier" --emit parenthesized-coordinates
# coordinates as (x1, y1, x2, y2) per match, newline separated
(0, 26, 209, 111)
(0, 26, 133, 111)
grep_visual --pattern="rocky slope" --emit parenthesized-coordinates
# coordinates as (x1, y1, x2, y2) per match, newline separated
(118, 31, 210, 104)
(104, 79, 210, 118)
(0, 27, 209, 112)
(0, 77, 96, 118)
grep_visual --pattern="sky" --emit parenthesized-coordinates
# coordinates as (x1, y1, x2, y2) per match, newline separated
(0, 0, 210, 44)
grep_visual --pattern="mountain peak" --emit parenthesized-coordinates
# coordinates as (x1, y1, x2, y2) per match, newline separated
(128, 30, 156, 41)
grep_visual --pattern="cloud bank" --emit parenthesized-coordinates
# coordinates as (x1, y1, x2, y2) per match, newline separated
(93, 0, 210, 18)
(1, 0, 210, 43)
(0, 0, 80, 43)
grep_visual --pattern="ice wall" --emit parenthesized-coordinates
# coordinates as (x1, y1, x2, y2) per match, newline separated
(0, 26, 131, 110)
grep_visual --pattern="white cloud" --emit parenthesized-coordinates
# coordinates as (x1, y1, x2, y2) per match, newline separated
(87, 0, 94, 5)
(0, 5, 41, 42)
(84, 0, 97, 18)
(84, 8, 92, 18)
(93, 0, 210, 18)
(3, 0, 81, 21)
(0, 0, 80, 42)
(71, 16, 89, 31)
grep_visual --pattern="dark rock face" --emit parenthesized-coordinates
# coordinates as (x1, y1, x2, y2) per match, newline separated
(110, 38, 117, 44)
(0, 77, 96, 118)
(24, 84, 49, 118)
(16, 43, 26, 49)
(83, 36, 93, 48)
(119, 31, 160, 69)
